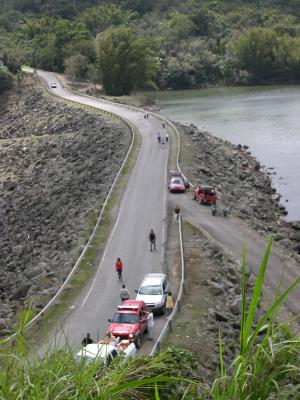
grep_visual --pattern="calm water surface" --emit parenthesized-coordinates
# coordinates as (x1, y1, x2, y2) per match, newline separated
(155, 86, 300, 221)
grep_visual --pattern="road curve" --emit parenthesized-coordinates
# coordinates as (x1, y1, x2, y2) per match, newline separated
(37, 71, 169, 349)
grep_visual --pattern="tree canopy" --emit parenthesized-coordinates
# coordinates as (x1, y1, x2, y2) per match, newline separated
(96, 26, 156, 95)
(2, 0, 300, 91)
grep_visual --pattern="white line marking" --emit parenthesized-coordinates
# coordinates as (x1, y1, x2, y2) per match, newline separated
(81, 140, 144, 308)
(160, 144, 169, 266)
(81, 211, 122, 307)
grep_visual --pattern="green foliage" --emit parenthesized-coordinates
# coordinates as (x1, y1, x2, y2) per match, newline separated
(158, 38, 225, 89)
(78, 4, 136, 35)
(96, 26, 157, 95)
(0, 62, 14, 92)
(235, 27, 278, 82)
(18, 17, 93, 72)
(2, 1, 300, 97)
(210, 238, 300, 399)
(234, 26, 300, 83)
(64, 53, 90, 80)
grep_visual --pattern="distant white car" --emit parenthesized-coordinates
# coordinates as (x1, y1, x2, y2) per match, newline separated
(75, 340, 137, 364)
(135, 273, 170, 314)
(50, 82, 57, 88)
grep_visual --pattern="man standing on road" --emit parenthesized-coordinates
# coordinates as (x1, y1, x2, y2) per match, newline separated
(147, 311, 154, 340)
(120, 284, 130, 302)
(165, 132, 169, 143)
(149, 229, 156, 252)
(166, 292, 174, 316)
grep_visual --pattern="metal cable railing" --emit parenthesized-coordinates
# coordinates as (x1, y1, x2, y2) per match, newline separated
(150, 214, 185, 355)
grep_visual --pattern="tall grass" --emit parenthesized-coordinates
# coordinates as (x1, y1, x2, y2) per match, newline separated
(210, 237, 300, 399)
(1, 239, 299, 399)
(0, 315, 198, 400)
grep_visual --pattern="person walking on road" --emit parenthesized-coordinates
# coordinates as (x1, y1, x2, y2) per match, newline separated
(120, 284, 130, 302)
(81, 333, 94, 346)
(147, 311, 154, 340)
(157, 132, 161, 144)
(166, 292, 174, 315)
(174, 205, 180, 221)
(115, 257, 123, 281)
(149, 229, 156, 252)
(165, 132, 169, 143)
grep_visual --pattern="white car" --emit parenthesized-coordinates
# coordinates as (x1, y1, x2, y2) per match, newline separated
(75, 340, 137, 364)
(50, 82, 57, 88)
(135, 273, 170, 315)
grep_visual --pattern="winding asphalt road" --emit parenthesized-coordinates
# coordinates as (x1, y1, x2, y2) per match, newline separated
(37, 71, 169, 349)
(36, 71, 299, 353)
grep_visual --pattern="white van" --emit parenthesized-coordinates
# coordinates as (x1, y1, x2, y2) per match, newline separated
(135, 273, 170, 314)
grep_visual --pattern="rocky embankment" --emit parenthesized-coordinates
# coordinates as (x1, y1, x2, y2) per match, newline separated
(0, 79, 131, 336)
(180, 123, 300, 259)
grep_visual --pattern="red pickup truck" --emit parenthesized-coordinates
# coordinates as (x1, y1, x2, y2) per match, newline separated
(108, 300, 150, 348)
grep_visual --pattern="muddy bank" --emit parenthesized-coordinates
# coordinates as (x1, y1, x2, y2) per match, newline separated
(180, 123, 300, 259)
(0, 78, 131, 336)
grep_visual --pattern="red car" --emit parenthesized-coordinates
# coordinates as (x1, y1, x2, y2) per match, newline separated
(169, 171, 190, 189)
(169, 177, 186, 193)
(108, 300, 149, 348)
(194, 185, 217, 204)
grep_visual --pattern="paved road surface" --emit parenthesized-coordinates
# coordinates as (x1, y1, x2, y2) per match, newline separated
(37, 71, 169, 350)
(36, 71, 299, 354)
(170, 195, 300, 315)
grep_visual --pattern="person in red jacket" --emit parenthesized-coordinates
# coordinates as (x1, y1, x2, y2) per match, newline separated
(115, 258, 123, 281)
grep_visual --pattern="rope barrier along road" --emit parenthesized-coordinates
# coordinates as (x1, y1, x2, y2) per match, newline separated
(150, 214, 185, 355)
(3, 77, 136, 344)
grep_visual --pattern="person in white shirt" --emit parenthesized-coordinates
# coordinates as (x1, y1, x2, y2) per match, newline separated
(147, 312, 154, 340)
(120, 284, 130, 302)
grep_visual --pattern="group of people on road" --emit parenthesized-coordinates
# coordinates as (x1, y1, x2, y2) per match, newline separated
(82, 291, 174, 345)
(114, 229, 157, 282)
(81, 331, 118, 347)
(157, 131, 169, 145)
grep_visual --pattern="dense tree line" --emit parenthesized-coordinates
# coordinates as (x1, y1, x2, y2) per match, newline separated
(1, 0, 300, 94)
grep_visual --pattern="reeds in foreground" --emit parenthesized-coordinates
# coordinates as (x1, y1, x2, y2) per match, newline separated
(0, 238, 299, 399)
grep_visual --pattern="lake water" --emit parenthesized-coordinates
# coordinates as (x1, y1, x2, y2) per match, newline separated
(155, 86, 300, 221)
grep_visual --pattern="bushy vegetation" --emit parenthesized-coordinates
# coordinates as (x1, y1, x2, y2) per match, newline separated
(2, 1, 300, 93)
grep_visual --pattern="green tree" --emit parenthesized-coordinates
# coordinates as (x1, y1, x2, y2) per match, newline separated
(96, 26, 157, 95)
(0, 62, 14, 93)
(275, 35, 300, 81)
(64, 53, 89, 80)
(235, 27, 278, 82)
(78, 4, 135, 35)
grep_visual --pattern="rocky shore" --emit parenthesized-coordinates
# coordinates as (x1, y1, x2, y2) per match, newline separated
(0, 79, 131, 336)
(180, 123, 300, 259)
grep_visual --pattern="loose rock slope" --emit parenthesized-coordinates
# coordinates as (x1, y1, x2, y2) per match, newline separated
(0, 79, 131, 336)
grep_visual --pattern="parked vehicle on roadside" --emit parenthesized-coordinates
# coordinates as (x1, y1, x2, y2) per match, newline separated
(135, 273, 170, 315)
(193, 185, 217, 204)
(169, 177, 186, 193)
(75, 340, 137, 364)
(108, 300, 149, 348)
(169, 170, 190, 189)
